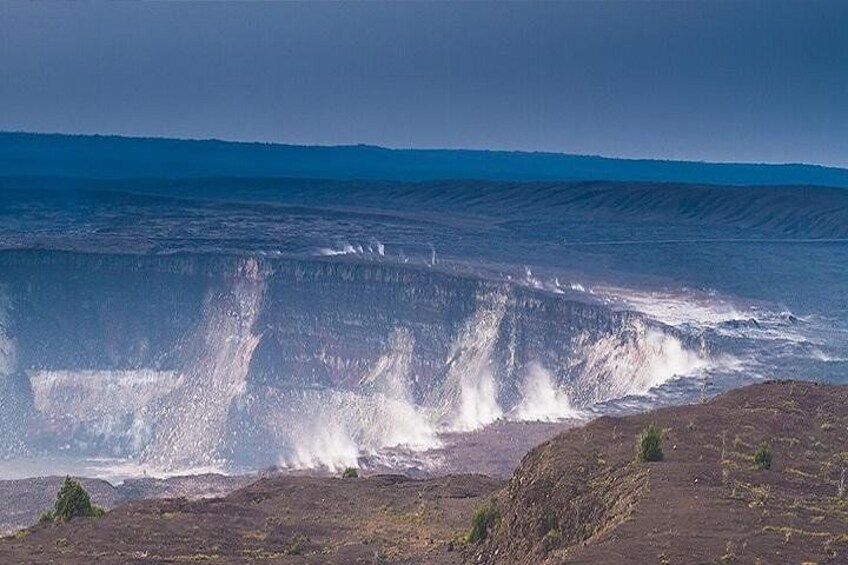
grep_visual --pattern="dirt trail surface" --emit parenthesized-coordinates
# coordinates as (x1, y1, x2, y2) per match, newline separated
(479, 380, 848, 564)
(0, 473, 503, 564)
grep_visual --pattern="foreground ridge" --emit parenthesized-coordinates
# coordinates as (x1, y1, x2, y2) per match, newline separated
(479, 380, 848, 564)
(1, 380, 846, 564)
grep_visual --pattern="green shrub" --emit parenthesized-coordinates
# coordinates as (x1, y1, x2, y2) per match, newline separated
(637, 424, 664, 462)
(52, 476, 101, 522)
(542, 528, 561, 551)
(287, 538, 303, 555)
(467, 502, 499, 543)
(753, 443, 773, 470)
(342, 466, 359, 479)
(37, 510, 54, 524)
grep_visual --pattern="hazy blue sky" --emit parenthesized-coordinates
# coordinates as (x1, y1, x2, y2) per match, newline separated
(1, 1, 846, 166)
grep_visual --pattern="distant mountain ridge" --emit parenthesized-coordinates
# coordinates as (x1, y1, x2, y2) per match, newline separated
(2, 131, 847, 187)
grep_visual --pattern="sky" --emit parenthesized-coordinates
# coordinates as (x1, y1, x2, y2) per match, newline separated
(1, 1, 846, 167)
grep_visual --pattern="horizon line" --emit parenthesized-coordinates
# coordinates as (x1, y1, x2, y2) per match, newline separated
(2, 129, 844, 172)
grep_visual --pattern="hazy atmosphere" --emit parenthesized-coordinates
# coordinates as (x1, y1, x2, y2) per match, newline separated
(1, 1, 847, 166)
(2, 3, 848, 564)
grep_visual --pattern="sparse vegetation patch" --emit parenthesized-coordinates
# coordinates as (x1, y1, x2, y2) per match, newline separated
(342, 466, 359, 479)
(754, 443, 773, 470)
(467, 501, 499, 543)
(637, 424, 664, 462)
(38, 476, 105, 524)
(542, 528, 562, 551)
(286, 535, 305, 555)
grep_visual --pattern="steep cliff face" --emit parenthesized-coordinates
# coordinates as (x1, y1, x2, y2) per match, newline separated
(0, 285, 31, 457)
(0, 250, 711, 471)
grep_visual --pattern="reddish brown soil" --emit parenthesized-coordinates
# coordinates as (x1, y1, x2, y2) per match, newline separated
(480, 380, 848, 564)
(0, 474, 502, 564)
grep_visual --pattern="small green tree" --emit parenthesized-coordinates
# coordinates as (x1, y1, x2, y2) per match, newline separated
(467, 502, 499, 543)
(286, 535, 305, 555)
(753, 443, 773, 470)
(38, 510, 54, 523)
(342, 466, 359, 479)
(51, 476, 103, 522)
(637, 424, 664, 462)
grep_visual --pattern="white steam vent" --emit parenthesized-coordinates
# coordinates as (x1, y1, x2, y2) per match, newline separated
(513, 363, 581, 422)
